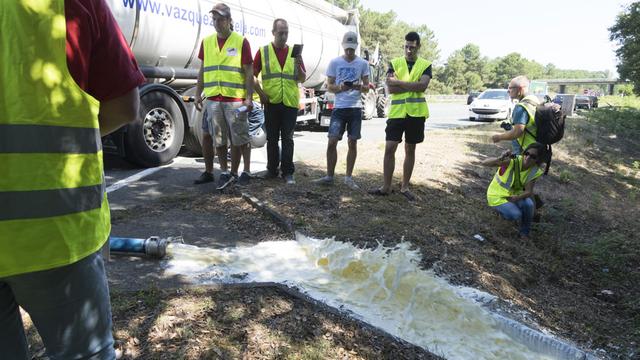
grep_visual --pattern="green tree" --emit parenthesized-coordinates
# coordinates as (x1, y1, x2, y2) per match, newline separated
(610, 2, 640, 94)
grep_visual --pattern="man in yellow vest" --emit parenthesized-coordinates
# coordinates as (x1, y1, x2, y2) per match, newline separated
(475, 143, 547, 238)
(194, 3, 255, 189)
(491, 75, 539, 155)
(253, 18, 306, 185)
(369, 32, 431, 201)
(0, 0, 144, 358)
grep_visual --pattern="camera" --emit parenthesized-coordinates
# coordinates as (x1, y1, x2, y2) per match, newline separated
(500, 121, 513, 131)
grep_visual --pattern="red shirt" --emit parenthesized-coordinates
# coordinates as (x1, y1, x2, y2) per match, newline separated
(198, 35, 252, 101)
(253, 44, 305, 76)
(65, 0, 145, 101)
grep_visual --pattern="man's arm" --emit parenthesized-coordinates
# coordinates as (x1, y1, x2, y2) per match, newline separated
(295, 55, 306, 83)
(195, 63, 205, 111)
(326, 76, 346, 93)
(359, 75, 370, 93)
(492, 124, 525, 143)
(387, 74, 431, 93)
(99, 87, 140, 136)
(243, 63, 254, 110)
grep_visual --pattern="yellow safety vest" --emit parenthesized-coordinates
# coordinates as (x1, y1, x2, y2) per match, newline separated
(260, 44, 299, 108)
(486, 156, 543, 207)
(203, 32, 247, 99)
(0, 0, 111, 277)
(388, 57, 430, 119)
(514, 95, 539, 151)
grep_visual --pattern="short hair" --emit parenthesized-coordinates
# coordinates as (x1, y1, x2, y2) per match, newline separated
(272, 18, 287, 32)
(405, 31, 420, 47)
(511, 75, 530, 90)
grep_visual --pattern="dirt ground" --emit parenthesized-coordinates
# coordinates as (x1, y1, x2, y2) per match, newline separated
(24, 110, 639, 359)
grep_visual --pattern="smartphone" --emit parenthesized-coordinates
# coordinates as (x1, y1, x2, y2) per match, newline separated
(291, 44, 303, 58)
(343, 81, 353, 87)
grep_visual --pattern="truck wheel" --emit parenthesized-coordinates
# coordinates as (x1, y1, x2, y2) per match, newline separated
(125, 89, 184, 167)
(376, 96, 388, 118)
(362, 90, 376, 120)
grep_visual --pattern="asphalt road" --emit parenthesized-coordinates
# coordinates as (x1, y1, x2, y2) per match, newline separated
(105, 102, 484, 189)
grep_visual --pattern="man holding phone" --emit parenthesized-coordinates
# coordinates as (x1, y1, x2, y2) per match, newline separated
(254, 18, 306, 184)
(314, 31, 370, 190)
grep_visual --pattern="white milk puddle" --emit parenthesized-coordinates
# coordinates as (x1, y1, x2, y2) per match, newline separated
(164, 234, 585, 360)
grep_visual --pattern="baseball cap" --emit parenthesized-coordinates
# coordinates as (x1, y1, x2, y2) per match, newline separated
(210, 3, 231, 17)
(342, 31, 358, 50)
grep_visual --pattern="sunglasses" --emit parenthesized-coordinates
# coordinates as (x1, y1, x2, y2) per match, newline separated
(523, 151, 538, 160)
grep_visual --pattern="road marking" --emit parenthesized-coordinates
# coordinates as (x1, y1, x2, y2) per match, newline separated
(106, 165, 168, 194)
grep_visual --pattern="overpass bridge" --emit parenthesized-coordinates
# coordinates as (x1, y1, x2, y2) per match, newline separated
(539, 78, 629, 95)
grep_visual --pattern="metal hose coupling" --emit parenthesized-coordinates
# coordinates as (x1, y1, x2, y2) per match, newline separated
(109, 236, 183, 259)
(144, 236, 183, 258)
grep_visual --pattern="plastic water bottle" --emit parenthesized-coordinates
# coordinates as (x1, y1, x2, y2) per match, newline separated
(235, 105, 248, 115)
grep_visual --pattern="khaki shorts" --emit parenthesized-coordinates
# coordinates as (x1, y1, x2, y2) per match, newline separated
(204, 100, 250, 146)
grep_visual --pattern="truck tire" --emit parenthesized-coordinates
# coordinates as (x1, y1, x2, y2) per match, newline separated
(376, 95, 389, 118)
(362, 90, 376, 120)
(125, 86, 185, 167)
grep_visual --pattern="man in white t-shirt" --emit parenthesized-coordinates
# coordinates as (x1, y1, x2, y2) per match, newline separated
(313, 31, 370, 190)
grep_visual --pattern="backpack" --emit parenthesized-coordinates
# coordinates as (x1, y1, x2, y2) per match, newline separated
(521, 99, 566, 174)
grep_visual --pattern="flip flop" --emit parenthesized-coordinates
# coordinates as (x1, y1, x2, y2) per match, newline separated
(368, 188, 390, 196)
(400, 190, 417, 202)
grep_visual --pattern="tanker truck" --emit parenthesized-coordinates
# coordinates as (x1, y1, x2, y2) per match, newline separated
(104, 0, 385, 167)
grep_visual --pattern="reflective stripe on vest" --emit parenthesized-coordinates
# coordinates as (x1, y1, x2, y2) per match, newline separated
(0, 0, 110, 277)
(203, 32, 246, 99)
(388, 57, 430, 119)
(260, 44, 299, 108)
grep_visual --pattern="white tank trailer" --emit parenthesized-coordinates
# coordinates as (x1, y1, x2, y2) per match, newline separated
(104, 0, 386, 167)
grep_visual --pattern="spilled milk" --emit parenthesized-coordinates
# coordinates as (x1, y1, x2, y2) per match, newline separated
(164, 234, 559, 360)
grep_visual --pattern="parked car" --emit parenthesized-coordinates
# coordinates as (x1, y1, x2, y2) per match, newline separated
(468, 89, 514, 121)
(575, 95, 592, 110)
(467, 91, 481, 105)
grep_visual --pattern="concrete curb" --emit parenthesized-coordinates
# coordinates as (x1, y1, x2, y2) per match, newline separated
(241, 192, 294, 233)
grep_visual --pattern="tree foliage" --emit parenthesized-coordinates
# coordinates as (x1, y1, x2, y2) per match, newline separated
(610, 2, 640, 95)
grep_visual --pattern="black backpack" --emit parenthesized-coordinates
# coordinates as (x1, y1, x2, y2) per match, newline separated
(521, 99, 566, 174)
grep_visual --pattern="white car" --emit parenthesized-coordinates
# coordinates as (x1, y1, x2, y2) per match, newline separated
(468, 89, 514, 121)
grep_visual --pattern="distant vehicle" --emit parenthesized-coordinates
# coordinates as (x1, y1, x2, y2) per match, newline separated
(588, 95, 599, 108)
(468, 89, 514, 121)
(467, 91, 481, 105)
(575, 95, 593, 110)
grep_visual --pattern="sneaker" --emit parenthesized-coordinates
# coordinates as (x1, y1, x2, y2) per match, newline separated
(284, 174, 296, 185)
(216, 173, 234, 190)
(194, 171, 214, 185)
(261, 171, 279, 180)
(312, 176, 334, 186)
(237, 172, 251, 186)
(344, 176, 359, 190)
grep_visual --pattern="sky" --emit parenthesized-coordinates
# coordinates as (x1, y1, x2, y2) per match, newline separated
(358, 0, 632, 76)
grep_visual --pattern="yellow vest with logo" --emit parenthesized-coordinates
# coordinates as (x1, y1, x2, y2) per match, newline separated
(388, 57, 430, 119)
(487, 156, 543, 207)
(0, 0, 111, 277)
(260, 44, 299, 108)
(203, 31, 246, 99)
(514, 95, 539, 152)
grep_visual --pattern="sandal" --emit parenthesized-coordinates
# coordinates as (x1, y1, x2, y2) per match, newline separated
(368, 188, 390, 196)
(400, 190, 417, 202)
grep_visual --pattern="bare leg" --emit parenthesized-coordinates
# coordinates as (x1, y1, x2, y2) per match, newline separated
(216, 145, 228, 172)
(230, 145, 242, 175)
(241, 143, 251, 173)
(401, 143, 416, 192)
(202, 133, 215, 173)
(326, 138, 339, 177)
(346, 139, 357, 177)
(382, 141, 399, 193)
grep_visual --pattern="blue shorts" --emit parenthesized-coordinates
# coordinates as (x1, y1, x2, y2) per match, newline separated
(328, 108, 362, 140)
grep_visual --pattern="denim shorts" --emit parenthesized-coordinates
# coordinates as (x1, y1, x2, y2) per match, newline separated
(328, 108, 362, 140)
